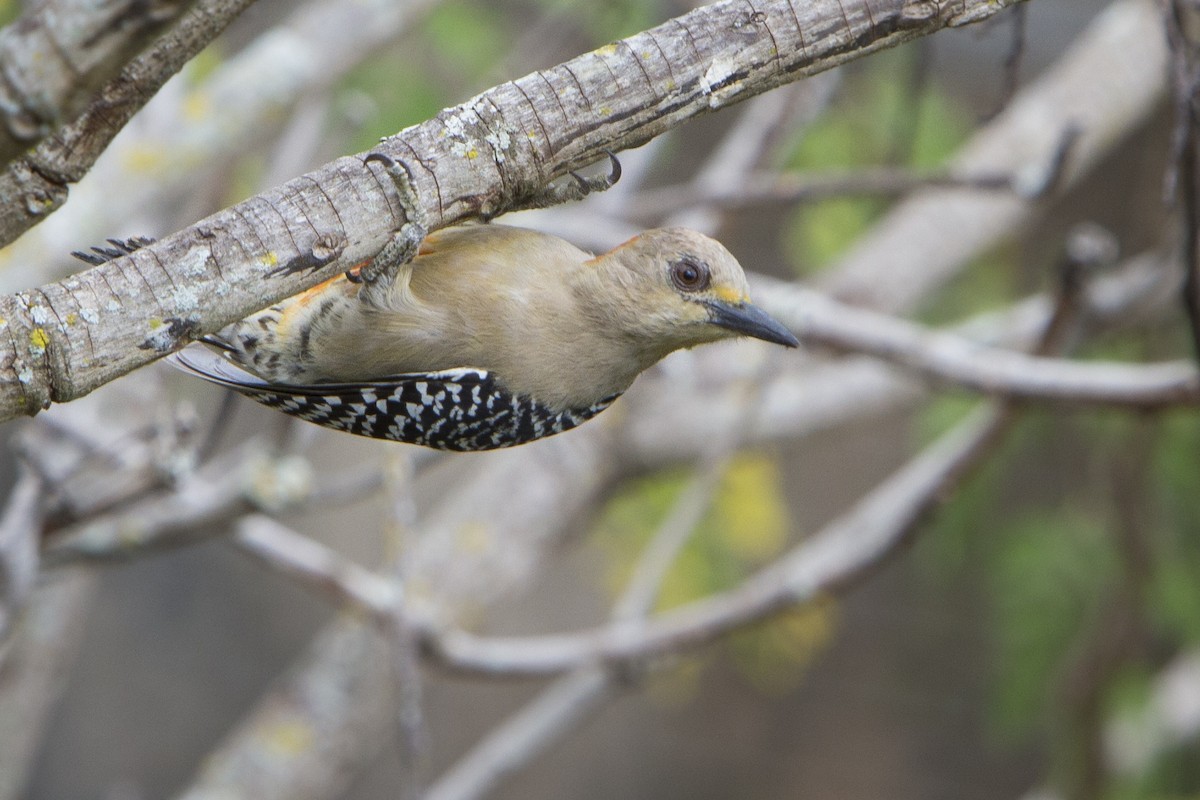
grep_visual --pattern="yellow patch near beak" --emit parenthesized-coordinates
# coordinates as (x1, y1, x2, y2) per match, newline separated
(713, 285, 749, 305)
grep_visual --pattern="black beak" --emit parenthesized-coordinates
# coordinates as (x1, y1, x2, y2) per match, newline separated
(705, 300, 799, 348)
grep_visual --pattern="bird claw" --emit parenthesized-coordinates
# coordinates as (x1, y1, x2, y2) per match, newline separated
(70, 235, 155, 266)
(509, 150, 622, 212)
(360, 152, 429, 298)
(568, 149, 621, 197)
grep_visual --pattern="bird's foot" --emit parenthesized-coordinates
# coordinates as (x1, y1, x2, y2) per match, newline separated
(356, 152, 429, 294)
(502, 150, 622, 215)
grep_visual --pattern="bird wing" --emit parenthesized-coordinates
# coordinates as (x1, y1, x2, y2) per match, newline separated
(166, 344, 618, 451)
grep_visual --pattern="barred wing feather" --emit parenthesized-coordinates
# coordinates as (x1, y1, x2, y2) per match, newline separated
(166, 345, 618, 451)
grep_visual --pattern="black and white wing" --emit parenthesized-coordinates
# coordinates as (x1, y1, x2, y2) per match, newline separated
(166, 345, 618, 451)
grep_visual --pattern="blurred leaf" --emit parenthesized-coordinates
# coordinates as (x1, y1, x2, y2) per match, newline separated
(530, 0, 660, 41)
(425, 2, 509, 77)
(780, 48, 970, 273)
(594, 453, 830, 694)
(987, 507, 1118, 738)
(729, 601, 837, 694)
(713, 454, 788, 561)
(1148, 412, 1200, 644)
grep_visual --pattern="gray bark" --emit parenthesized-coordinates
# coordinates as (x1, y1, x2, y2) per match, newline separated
(0, 0, 1023, 423)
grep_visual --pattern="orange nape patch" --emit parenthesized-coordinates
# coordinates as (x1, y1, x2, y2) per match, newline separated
(713, 284, 750, 305)
(290, 266, 362, 308)
(415, 228, 455, 257)
(583, 233, 646, 267)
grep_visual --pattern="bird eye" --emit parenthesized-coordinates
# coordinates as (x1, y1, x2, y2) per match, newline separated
(669, 257, 710, 292)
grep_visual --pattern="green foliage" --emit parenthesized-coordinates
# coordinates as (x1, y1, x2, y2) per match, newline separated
(424, 3, 510, 77)
(594, 454, 832, 692)
(780, 46, 971, 273)
(916, 243, 1020, 325)
(987, 507, 1118, 737)
(341, 2, 511, 152)
(914, 396, 1200, 796)
(184, 41, 226, 86)
(1148, 412, 1200, 645)
(529, 0, 661, 41)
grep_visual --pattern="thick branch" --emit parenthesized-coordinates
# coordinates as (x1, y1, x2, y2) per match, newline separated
(0, 0, 198, 166)
(0, 0, 443, 295)
(0, 0, 1024, 423)
(0, 0, 259, 248)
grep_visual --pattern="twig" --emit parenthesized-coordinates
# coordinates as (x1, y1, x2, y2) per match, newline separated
(0, 0, 194, 169)
(41, 443, 261, 566)
(425, 404, 1010, 678)
(0, 468, 43, 648)
(1161, 0, 1200, 361)
(759, 282, 1200, 409)
(626, 167, 1015, 218)
(230, 515, 400, 616)
(983, 4, 1028, 120)
(0, 0, 260, 247)
(380, 451, 427, 800)
(625, 123, 1078, 220)
(422, 670, 610, 800)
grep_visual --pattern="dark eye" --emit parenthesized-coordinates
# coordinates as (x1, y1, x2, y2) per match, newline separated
(669, 257, 710, 292)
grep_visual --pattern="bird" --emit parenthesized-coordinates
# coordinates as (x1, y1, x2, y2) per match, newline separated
(78, 223, 798, 451)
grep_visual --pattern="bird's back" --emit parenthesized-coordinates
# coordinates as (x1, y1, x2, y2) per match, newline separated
(221, 224, 645, 410)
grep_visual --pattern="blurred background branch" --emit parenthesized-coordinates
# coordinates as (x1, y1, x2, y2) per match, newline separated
(2, 1, 1199, 800)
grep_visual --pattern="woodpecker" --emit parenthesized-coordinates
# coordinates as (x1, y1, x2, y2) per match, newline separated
(75, 163, 798, 451)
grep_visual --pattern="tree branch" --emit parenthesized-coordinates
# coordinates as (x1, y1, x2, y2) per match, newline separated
(0, 0, 1025, 423)
(426, 403, 1010, 677)
(761, 280, 1200, 409)
(0, 0, 259, 248)
(0, 0, 198, 167)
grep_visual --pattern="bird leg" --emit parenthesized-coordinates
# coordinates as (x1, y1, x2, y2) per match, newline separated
(356, 152, 429, 303)
(499, 150, 622, 215)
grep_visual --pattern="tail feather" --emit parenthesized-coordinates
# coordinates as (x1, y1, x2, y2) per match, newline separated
(166, 344, 270, 390)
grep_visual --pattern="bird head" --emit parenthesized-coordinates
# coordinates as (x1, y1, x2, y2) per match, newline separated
(597, 228, 799, 360)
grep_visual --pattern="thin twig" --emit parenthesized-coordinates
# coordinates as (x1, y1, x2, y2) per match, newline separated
(422, 222, 1102, 680)
(425, 404, 1010, 678)
(626, 124, 1079, 219)
(0, 468, 43, 649)
(758, 281, 1200, 409)
(982, 4, 1028, 121)
(422, 96, 793, 800)
(380, 451, 427, 800)
(1161, 0, 1200, 361)
(0, 0, 260, 247)
(230, 515, 400, 617)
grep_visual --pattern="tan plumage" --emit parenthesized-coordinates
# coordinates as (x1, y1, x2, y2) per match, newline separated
(224, 223, 798, 413)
